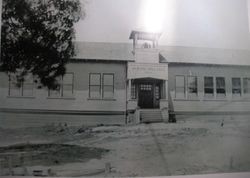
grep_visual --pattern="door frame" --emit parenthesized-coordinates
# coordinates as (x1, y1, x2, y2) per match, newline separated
(137, 79, 161, 109)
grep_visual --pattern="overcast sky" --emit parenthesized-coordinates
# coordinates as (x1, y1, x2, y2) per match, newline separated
(75, 0, 250, 50)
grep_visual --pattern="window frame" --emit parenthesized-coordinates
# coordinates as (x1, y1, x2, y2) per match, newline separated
(187, 76, 198, 97)
(8, 74, 34, 97)
(48, 72, 75, 98)
(89, 73, 102, 99)
(232, 77, 242, 98)
(102, 73, 114, 99)
(215, 77, 226, 98)
(62, 72, 74, 97)
(204, 76, 214, 98)
(243, 77, 250, 95)
(131, 80, 137, 99)
(175, 75, 186, 99)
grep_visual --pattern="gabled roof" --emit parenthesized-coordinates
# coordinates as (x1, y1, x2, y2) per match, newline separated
(73, 41, 134, 61)
(159, 46, 250, 66)
(73, 41, 250, 66)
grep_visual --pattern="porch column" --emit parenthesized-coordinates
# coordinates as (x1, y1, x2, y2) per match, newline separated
(164, 80, 168, 100)
(161, 80, 169, 122)
(128, 79, 131, 100)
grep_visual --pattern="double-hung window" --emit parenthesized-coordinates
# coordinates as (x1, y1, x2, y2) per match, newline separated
(103, 74, 114, 99)
(204, 76, 214, 98)
(187, 76, 198, 98)
(175, 76, 185, 98)
(9, 74, 34, 97)
(89, 73, 114, 99)
(232, 78, 241, 98)
(216, 77, 226, 98)
(48, 73, 74, 98)
(89, 73, 101, 98)
(243, 78, 250, 96)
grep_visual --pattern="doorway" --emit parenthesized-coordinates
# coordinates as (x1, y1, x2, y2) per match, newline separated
(138, 81, 161, 109)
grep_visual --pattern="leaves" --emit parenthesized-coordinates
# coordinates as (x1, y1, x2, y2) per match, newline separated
(1, 0, 84, 89)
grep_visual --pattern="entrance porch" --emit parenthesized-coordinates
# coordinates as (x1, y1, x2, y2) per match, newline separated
(126, 62, 169, 123)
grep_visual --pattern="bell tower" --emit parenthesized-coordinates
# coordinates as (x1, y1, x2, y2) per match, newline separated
(129, 30, 161, 63)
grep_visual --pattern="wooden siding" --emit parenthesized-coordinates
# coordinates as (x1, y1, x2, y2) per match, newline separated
(168, 63, 250, 113)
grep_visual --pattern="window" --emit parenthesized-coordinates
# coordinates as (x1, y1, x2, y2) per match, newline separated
(155, 85, 160, 100)
(89, 73, 101, 98)
(140, 84, 152, 91)
(103, 74, 114, 98)
(131, 83, 136, 99)
(204, 77, 214, 98)
(48, 73, 74, 98)
(9, 74, 34, 97)
(243, 78, 250, 95)
(232, 78, 241, 97)
(216, 77, 226, 98)
(62, 73, 74, 97)
(175, 76, 185, 98)
(187, 76, 198, 97)
(89, 73, 115, 99)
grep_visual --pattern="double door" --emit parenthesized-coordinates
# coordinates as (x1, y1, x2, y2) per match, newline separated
(138, 82, 160, 109)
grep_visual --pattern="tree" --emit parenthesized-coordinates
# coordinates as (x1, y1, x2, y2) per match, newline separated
(1, 0, 84, 89)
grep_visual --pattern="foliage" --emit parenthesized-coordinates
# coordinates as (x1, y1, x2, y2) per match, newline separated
(1, 0, 84, 89)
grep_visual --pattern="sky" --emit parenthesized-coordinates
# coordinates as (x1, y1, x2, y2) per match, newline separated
(75, 0, 250, 50)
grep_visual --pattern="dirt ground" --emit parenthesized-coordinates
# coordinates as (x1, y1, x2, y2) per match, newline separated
(0, 115, 250, 177)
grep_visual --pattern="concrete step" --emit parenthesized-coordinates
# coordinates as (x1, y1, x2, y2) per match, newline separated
(140, 109, 163, 123)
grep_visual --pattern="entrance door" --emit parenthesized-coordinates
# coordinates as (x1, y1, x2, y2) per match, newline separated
(138, 84, 154, 108)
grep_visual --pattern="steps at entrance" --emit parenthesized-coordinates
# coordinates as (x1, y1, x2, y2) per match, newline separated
(140, 109, 163, 123)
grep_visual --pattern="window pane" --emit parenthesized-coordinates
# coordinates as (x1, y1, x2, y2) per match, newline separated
(10, 82, 21, 96)
(243, 78, 250, 94)
(216, 77, 225, 89)
(131, 84, 136, 99)
(23, 75, 34, 96)
(62, 85, 73, 97)
(49, 87, 61, 97)
(63, 73, 73, 85)
(232, 78, 241, 88)
(205, 88, 214, 94)
(103, 74, 114, 86)
(90, 74, 101, 85)
(188, 76, 197, 94)
(90, 86, 101, 98)
(232, 78, 241, 97)
(204, 77, 213, 88)
(176, 76, 185, 87)
(155, 86, 160, 99)
(216, 77, 226, 98)
(176, 88, 185, 98)
(204, 77, 214, 97)
(175, 76, 185, 98)
(103, 86, 114, 98)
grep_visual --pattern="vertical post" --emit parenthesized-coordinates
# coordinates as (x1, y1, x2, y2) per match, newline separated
(128, 79, 131, 100)
(165, 80, 168, 101)
(133, 38, 135, 54)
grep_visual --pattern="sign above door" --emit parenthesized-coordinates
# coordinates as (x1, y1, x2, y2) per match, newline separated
(128, 62, 168, 80)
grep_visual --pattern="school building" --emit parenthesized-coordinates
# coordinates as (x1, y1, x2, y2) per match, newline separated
(1, 31, 250, 125)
